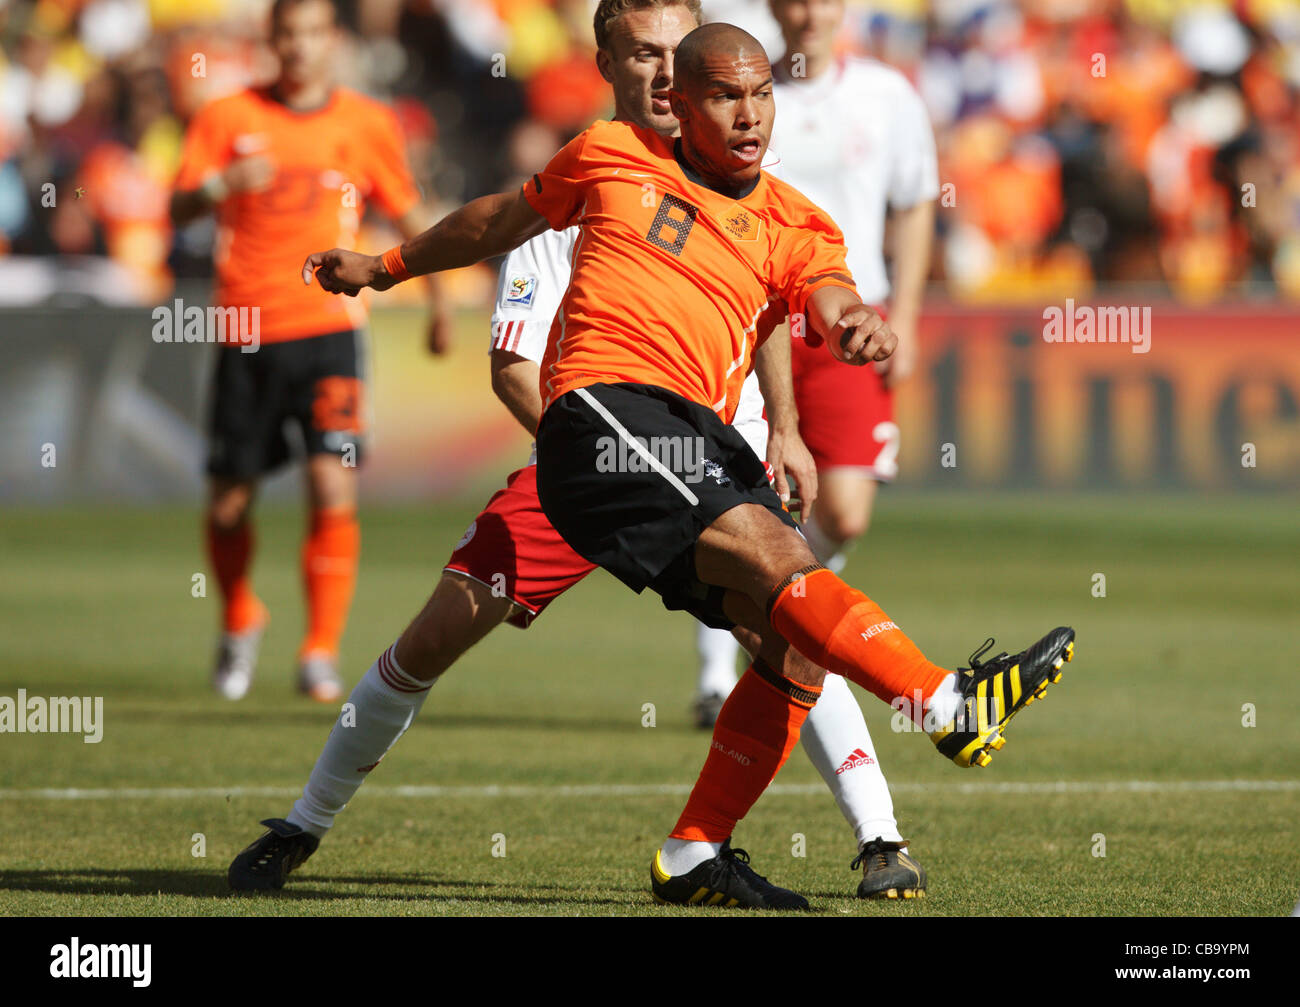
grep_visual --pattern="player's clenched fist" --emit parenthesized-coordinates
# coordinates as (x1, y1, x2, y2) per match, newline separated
(301, 248, 396, 297)
(830, 304, 895, 366)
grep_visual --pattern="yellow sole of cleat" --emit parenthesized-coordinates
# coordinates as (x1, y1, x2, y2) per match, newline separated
(974, 750, 993, 767)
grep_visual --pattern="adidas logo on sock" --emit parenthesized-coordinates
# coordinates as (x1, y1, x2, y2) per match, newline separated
(835, 748, 875, 774)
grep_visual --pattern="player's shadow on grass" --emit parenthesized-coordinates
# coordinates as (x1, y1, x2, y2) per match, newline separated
(0, 870, 630, 908)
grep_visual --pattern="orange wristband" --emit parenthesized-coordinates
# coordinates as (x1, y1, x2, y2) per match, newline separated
(381, 245, 411, 283)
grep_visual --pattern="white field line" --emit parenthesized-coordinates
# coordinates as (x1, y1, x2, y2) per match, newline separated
(0, 780, 1296, 801)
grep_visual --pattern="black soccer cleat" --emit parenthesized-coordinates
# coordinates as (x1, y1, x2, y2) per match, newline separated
(651, 839, 809, 910)
(228, 818, 320, 891)
(852, 838, 927, 900)
(931, 626, 1076, 768)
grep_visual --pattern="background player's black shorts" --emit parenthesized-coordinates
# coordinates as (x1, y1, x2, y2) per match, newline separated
(535, 382, 797, 630)
(206, 328, 367, 479)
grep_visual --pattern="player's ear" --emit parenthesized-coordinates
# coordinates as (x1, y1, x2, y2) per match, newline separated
(595, 47, 615, 84)
(668, 89, 688, 120)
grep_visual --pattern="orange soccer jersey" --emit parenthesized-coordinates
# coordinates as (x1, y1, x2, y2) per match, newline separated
(526, 120, 856, 423)
(174, 87, 420, 343)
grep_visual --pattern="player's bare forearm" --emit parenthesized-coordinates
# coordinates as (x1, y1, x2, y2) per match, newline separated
(888, 199, 934, 327)
(397, 206, 455, 354)
(879, 199, 933, 385)
(807, 284, 896, 366)
(754, 332, 818, 511)
(490, 351, 544, 434)
(411, 191, 548, 273)
(753, 329, 797, 435)
(303, 189, 549, 296)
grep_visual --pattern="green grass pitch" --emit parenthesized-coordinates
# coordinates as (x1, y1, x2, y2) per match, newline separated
(1, 492, 1296, 916)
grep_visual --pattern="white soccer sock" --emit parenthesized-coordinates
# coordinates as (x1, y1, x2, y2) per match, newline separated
(800, 674, 903, 846)
(802, 514, 849, 574)
(695, 623, 740, 698)
(287, 643, 434, 838)
(923, 672, 963, 732)
(658, 837, 722, 876)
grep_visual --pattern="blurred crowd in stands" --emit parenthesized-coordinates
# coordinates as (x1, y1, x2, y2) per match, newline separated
(1, 0, 1298, 305)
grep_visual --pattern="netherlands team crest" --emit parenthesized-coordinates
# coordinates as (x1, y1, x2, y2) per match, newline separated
(719, 205, 760, 242)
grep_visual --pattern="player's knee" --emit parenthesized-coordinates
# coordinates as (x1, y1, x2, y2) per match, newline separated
(780, 647, 826, 690)
(208, 487, 253, 531)
(306, 454, 357, 511)
(398, 575, 511, 680)
(816, 506, 869, 544)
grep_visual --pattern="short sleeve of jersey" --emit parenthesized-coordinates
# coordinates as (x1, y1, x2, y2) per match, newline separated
(521, 128, 593, 231)
(489, 227, 575, 363)
(769, 216, 857, 345)
(360, 103, 421, 220)
(886, 78, 940, 210)
(174, 100, 232, 191)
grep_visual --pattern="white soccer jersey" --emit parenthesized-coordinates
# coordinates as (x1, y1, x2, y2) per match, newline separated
(771, 57, 939, 304)
(489, 226, 575, 365)
(490, 206, 771, 461)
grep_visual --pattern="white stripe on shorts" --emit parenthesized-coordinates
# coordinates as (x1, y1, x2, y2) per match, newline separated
(574, 386, 700, 506)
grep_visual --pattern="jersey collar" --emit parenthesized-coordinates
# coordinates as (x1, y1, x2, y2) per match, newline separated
(672, 138, 763, 201)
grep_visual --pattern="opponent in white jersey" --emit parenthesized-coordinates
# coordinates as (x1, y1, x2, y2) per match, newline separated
(692, 0, 938, 898)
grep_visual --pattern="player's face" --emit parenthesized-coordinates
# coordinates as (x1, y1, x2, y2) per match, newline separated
(769, 0, 844, 64)
(599, 5, 698, 135)
(271, 0, 338, 88)
(671, 51, 774, 188)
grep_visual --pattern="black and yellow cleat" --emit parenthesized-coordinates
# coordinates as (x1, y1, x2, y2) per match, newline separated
(228, 818, 320, 891)
(931, 626, 1076, 768)
(852, 838, 927, 900)
(651, 839, 809, 910)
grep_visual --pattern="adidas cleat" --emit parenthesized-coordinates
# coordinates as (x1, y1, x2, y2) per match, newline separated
(852, 838, 927, 900)
(651, 839, 809, 910)
(931, 626, 1076, 768)
(228, 818, 320, 891)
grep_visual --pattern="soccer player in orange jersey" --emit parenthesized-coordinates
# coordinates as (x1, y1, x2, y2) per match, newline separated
(170, 0, 451, 703)
(296, 22, 1076, 909)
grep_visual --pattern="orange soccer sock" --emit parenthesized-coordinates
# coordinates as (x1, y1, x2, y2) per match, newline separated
(300, 507, 360, 658)
(670, 662, 822, 843)
(768, 566, 951, 718)
(206, 517, 264, 633)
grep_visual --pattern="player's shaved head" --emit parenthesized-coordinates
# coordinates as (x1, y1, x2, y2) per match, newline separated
(673, 22, 769, 94)
(668, 23, 775, 195)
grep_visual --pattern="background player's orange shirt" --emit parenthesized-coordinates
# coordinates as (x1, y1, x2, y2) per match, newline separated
(174, 87, 420, 343)
(526, 120, 856, 423)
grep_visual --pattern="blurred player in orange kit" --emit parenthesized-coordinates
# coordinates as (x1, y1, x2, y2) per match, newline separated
(170, 0, 451, 702)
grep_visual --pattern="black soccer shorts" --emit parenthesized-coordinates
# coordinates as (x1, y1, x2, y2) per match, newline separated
(535, 381, 797, 630)
(206, 328, 368, 479)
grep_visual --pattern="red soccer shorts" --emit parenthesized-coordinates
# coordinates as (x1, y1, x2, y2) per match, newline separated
(443, 464, 596, 628)
(790, 326, 899, 480)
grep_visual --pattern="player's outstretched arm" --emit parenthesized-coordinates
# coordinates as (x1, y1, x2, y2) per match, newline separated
(806, 285, 896, 367)
(302, 189, 549, 296)
(752, 331, 817, 512)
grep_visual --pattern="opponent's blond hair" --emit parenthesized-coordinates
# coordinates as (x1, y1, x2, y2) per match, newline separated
(593, 0, 703, 51)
